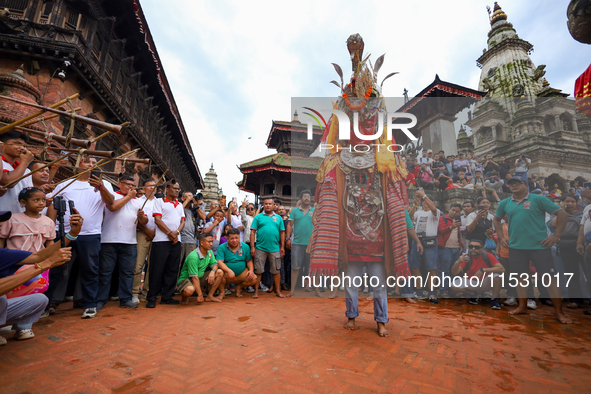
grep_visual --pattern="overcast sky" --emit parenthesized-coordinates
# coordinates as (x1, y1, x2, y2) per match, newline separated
(140, 0, 590, 200)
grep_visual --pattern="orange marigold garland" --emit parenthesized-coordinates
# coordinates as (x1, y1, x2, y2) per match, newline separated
(342, 84, 372, 111)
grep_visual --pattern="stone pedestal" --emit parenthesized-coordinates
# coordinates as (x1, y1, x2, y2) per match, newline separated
(420, 116, 458, 155)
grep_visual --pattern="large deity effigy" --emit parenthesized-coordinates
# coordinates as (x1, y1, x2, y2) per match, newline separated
(308, 34, 411, 285)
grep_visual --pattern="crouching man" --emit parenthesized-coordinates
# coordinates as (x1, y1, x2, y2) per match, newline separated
(177, 232, 224, 304)
(216, 228, 256, 298)
(450, 239, 505, 310)
(1, 209, 82, 344)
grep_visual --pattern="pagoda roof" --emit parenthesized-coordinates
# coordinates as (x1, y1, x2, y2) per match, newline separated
(266, 120, 323, 150)
(239, 152, 323, 174)
(399, 75, 487, 113)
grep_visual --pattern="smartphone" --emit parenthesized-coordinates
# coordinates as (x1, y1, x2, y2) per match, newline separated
(584, 182, 591, 190)
(68, 200, 76, 215)
(454, 215, 461, 222)
(91, 170, 100, 178)
(232, 197, 237, 204)
(477, 205, 485, 211)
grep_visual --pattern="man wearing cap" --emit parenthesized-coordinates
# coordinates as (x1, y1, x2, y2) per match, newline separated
(494, 176, 571, 324)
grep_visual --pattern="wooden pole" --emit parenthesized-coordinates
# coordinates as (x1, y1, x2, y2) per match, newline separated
(53, 148, 140, 187)
(20, 107, 82, 127)
(4, 151, 75, 188)
(0, 93, 80, 134)
(135, 169, 169, 224)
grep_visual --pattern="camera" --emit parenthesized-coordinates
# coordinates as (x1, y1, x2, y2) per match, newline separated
(195, 192, 204, 200)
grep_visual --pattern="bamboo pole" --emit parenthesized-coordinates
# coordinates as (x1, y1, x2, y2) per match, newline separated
(53, 148, 140, 188)
(4, 152, 75, 188)
(20, 107, 82, 127)
(135, 169, 168, 224)
(0, 93, 80, 134)
(0, 95, 124, 135)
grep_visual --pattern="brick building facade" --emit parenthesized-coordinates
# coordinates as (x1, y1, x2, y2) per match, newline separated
(0, 0, 202, 190)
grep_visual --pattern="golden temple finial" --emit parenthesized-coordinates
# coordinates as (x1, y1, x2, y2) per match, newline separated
(490, 2, 508, 25)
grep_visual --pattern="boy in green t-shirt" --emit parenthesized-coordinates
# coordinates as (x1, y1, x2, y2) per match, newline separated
(177, 233, 224, 304)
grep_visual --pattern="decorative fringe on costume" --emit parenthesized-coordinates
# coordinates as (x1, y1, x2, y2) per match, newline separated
(386, 179, 411, 278)
(309, 177, 340, 278)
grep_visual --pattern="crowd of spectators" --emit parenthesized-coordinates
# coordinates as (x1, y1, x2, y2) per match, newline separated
(1, 129, 589, 346)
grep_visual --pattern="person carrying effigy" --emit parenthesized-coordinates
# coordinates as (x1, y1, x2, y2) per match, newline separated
(307, 34, 411, 337)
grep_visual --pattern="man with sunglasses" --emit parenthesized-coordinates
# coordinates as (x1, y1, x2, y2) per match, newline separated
(451, 239, 504, 309)
(494, 177, 571, 324)
(97, 176, 148, 311)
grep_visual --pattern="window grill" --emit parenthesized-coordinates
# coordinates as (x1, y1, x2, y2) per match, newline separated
(0, 0, 28, 19)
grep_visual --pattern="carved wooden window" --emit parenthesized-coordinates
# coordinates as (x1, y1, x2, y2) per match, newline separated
(126, 84, 132, 107)
(91, 34, 101, 63)
(0, 0, 29, 19)
(104, 54, 113, 86)
(36, 1, 53, 24)
(116, 71, 124, 98)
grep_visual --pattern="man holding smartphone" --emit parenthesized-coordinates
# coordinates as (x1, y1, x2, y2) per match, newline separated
(437, 203, 463, 297)
(46, 158, 115, 319)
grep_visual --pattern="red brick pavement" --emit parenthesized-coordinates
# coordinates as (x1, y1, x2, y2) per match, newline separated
(1, 293, 591, 393)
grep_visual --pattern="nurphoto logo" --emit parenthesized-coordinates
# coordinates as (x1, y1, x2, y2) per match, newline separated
(301, 107, 418, 153)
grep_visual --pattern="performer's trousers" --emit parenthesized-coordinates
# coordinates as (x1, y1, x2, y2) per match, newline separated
(345, 260, 388, 323)
(133, 232, 152, 297)
(147, 241, 181, 303)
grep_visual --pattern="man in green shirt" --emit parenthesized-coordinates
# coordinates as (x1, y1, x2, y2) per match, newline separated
(177, 233, 224, 304)
(216, 228, 256, 298)
(250, 197, 285, 299)
(493, 177, 571, 324)
(286, 190, 314, 297)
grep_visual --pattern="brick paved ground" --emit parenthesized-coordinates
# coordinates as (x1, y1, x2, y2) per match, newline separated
(1, 292, 590, 393)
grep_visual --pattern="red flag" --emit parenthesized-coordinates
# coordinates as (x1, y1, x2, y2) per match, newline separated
(575, 63, 591, 117)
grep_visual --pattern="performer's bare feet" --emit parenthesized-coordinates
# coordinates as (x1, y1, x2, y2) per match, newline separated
(215, 296, 224, 302)
(509, 306, 527, 315)
(343, 318, 356, 330)
(556, 312, 572, 324)
(206, 296, 222, 303)
(404, 297, 416, 304)
(327, 289, 338, 299)
(290, 290, 296, 298)
(366, 294, 374, 301)
(251, 294, 259, 299)
(196, 296, 204, 303)
(377, 322, 390, 337)
(276, 291, 287, 298)
(315, 288, 323, 298)
(180, 298, 189, 305)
